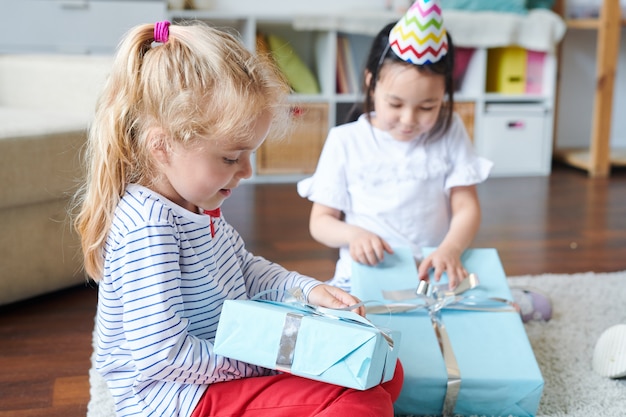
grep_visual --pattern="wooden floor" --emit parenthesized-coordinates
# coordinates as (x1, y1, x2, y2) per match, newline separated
(1, 162, 626, 417)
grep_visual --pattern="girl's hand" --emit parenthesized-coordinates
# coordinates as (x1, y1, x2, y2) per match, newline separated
(417, 246, 467, 290)
(420, 185, 479, 289)
(349, 229, 394, 266)
(308, 284, 366, 317)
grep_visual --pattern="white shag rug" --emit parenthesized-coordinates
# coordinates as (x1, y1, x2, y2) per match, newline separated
(509, 271, 626, 417)
(87, 272, 626, 417)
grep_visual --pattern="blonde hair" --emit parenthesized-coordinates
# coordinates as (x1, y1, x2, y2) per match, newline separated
(73, 21, 291, 281)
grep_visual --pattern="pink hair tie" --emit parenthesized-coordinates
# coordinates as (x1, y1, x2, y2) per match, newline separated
(154, 21, 171, 43)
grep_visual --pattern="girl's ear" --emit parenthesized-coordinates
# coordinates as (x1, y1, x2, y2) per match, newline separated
(148, 129, 169, 165)
(364, 70, 372, 88)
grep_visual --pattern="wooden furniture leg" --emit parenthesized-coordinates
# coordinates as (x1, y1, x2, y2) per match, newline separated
(589, 0, 621, 177)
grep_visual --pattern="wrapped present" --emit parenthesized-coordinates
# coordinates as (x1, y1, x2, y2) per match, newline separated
(213, 298, 400, 390)
(352, 247, 544, 417)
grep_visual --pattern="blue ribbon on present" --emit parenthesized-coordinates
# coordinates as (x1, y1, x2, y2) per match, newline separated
(365, 274, 519, 417)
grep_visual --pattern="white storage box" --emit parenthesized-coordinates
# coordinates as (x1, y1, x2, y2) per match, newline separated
(478, 104, 551, 176)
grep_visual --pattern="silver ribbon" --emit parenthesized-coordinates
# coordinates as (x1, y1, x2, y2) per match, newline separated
(275, 312, 303, 372)
(251, 288, 396, 372)
(365, 274, 518, 417)
(431, 312, 461, 417)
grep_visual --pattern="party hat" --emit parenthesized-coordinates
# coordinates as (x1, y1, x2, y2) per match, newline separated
(389, 0, 448, 65)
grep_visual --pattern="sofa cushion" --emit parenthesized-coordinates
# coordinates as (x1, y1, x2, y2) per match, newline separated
(0, 108, 86, 209)
(0, 54, 112, 118)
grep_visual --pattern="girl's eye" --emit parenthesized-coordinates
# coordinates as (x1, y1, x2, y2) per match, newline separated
(223, 157, 239, 165)
(421, 106, 436, 112)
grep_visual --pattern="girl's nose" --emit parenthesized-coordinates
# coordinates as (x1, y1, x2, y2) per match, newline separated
(401, 109, 418, 126)
(237, 156, 253, 180)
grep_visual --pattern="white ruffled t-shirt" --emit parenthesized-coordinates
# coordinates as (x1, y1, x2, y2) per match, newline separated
(297, 112, 493, 291)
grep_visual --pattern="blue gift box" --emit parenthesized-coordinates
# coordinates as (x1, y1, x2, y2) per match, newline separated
(213, 299, 400, 390)
(352, 247, 544, 416)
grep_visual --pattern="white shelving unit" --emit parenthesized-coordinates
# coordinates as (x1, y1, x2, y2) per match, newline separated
(168, 8, 560, 180)
(466, 48, 558, 177)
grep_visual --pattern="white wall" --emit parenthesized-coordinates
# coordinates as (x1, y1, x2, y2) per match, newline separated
(555, 29, 626, 150)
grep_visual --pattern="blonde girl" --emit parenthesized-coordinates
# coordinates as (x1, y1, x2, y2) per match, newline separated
(74, 21, 402, 417)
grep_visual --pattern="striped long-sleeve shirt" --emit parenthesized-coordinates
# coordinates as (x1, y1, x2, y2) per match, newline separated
(94, 184, 321, 417)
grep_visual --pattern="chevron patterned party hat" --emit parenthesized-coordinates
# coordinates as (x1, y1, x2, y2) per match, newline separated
(389, 0, 448, 65)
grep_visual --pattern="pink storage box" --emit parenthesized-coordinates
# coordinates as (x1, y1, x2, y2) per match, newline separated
(525, 50, 545, 95)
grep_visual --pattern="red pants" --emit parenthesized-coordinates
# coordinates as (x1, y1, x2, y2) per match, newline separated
(191, 361, 404, 417)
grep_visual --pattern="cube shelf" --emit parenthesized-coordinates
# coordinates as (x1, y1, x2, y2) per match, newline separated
(168, 9, 558, 179)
